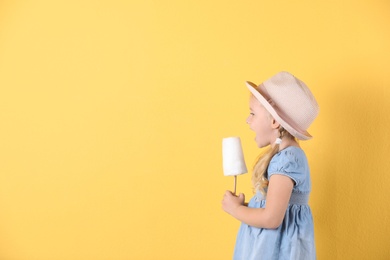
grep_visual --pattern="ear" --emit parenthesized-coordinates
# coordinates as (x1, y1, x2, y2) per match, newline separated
(271, 118, 280, 129)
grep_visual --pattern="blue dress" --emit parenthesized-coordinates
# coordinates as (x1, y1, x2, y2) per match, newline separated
(233, 147, 316, 260)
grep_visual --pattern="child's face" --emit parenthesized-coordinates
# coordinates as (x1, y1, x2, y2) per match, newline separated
(246, 96, 274, 148)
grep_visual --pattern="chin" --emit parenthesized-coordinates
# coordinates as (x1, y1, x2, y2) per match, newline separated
(255, 138, 269, 148)
(255, 140, 266, 148)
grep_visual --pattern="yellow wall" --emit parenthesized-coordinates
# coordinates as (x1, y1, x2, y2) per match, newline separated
(0, 1, 389, 259)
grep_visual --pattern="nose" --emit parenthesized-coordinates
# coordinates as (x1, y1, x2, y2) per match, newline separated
(246, 115, 251, 124)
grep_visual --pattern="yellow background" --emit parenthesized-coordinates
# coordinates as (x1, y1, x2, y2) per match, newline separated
(1, 0, 389, 259)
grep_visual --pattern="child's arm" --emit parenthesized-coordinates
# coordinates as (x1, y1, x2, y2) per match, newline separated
(222, 174, 294, 229)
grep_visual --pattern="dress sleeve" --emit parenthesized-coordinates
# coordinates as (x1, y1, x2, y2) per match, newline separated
(267, 149, 306, 186)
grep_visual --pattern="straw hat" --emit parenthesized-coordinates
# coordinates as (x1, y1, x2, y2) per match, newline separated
(246, 71, 319, 140)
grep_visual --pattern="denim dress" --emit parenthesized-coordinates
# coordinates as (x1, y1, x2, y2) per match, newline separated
(233, 147, 316, 260)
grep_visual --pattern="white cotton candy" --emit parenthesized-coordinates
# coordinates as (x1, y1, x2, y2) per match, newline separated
(222, 137, 248, 176)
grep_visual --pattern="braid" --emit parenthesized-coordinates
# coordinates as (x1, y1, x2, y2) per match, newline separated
(251, 127, 287, 196)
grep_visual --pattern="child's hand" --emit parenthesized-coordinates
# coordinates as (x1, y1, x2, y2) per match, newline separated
(222, 191, 245, 216)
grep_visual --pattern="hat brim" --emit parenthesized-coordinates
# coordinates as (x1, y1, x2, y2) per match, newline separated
(245, 81, 312, 140)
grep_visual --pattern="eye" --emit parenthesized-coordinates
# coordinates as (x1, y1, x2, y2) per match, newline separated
(249, 112, 255, 116)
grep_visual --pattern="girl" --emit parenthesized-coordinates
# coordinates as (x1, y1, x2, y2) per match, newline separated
(222, 71, 319, 259)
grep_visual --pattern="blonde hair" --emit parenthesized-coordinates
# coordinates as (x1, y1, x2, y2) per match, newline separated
(252, 127, 293, 196)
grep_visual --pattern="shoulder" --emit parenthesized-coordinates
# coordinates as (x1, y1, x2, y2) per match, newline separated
(268, 146, 309, 185)
(270, 146, 307, 165)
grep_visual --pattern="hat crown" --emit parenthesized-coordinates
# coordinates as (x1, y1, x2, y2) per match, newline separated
(262, 72, 319, 132)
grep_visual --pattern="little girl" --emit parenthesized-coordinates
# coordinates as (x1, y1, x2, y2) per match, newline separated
(222, 71, 319, 260)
